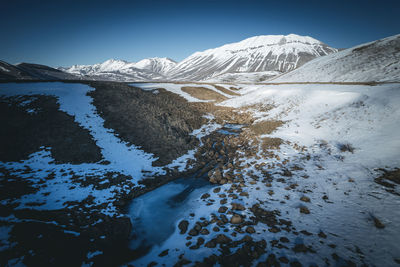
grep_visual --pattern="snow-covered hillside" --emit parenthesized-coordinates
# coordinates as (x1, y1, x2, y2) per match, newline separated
(166, 34, 337, 81)
(60, 58, 176, 81)
(271, 34, 400, 83)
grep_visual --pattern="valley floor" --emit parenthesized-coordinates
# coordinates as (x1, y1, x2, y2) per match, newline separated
(0, 81, 399, 266)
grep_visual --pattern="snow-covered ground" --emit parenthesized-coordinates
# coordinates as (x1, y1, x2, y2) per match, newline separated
(130, 82, 400, 266)
(223, 83, 400, 167)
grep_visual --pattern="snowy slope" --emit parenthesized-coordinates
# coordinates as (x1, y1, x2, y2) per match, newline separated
(61, 58, 176, 81)
(223, 83, 400, 165)
(167, 34, 337, 81)
(271, 34, 400, 83)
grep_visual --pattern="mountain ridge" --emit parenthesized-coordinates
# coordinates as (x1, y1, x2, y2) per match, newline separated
(0, 60, 77, 80)
(166, 33, 338, 80)
(270, 34, 400, 83)
(57, 34, 337, 81)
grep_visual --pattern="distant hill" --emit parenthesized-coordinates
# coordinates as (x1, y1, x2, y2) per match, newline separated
(0, 61, 77, 80)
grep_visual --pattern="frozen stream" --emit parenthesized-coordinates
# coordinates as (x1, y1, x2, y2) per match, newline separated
(127, 177, 214, 253)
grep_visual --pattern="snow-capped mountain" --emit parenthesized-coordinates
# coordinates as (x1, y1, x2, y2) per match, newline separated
(166, 34, 338, 81)
(133, 57, 177, 75)
(59, 34, 337, 82)
(270, 34, 400, 83)
(61, 58, 176, 81)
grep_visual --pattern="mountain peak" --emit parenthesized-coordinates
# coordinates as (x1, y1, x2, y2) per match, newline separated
(242, 33, 321, 45)
(133, 57, 177, 75)
(167, 34, 337, 80)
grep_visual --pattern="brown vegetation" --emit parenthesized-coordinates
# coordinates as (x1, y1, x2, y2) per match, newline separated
(89, 82, 207, 166)
(248, 120, 284, 135)
(213, 85, 240, 96)
(261, 137, 283, 151)
(181, 86, 228, 102)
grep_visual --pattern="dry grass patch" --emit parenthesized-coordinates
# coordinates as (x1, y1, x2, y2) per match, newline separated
(261, 137, 283, 151)
(213, 85, 240, 96)
(189, 102, 254, 125)
(181, 86, 228, 102)
(375, 169, 400, 188)
(248, 120, 284, 135)
(244, 103, 275, 113)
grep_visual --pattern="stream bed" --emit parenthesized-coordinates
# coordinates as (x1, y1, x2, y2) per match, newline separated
(127, 177, 214, 253)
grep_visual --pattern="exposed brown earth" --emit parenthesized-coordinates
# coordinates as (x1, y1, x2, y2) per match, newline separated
(212, 85, 240, 96)
(181, 86, 228, 102)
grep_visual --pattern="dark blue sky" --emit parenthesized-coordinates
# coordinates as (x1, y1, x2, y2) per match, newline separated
(1, 0, 399, 67)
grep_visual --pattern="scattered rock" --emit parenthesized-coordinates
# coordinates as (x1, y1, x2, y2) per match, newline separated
(231, 203, 245, 211)
(299, 207, 310, 214)
(230, 214, 243, 224)
(205, 240, 216, 248)
(372, 216, 385, 229)
(213, 187, 221, 193)
(279, 256, 289, 263)
(188, 228, 199, 236)
(245, 226, 256, 234)
(300, 196, 310, 202)
(218, 206, 228, 213)
(158, 249, 169, 257)
(178, 220, 189, 234)
(200, 229, 210, 235)
(239, 192, 249, 197)
(215, 234, 232, 244)
(293, 244, 315, 253)
(318, 231, 327, 238)
(197, 237, 205, 246)
(279, 237, 289, 243)
(201, 193, 210, 199)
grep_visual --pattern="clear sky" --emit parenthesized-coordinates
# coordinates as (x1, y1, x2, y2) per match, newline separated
(1, 0, 399, 67)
